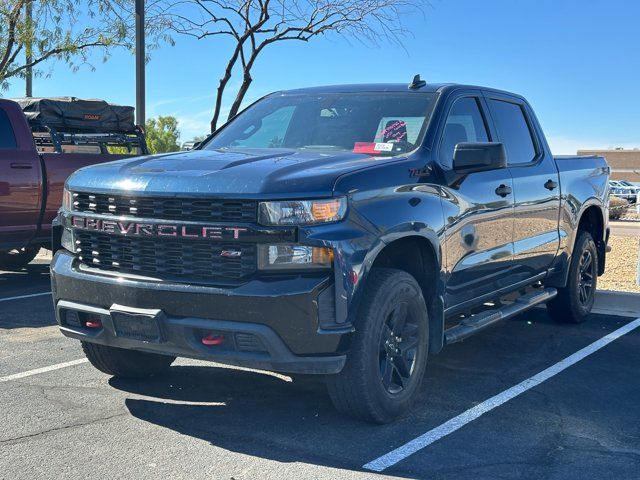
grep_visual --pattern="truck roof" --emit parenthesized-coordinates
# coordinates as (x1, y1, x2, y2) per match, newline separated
(274, 83, 524, 99)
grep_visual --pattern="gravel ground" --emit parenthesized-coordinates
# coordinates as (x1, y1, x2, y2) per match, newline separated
(599, 236, 640, 293)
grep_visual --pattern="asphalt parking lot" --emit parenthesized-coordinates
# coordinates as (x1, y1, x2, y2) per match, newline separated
(1, 258, 639, 480)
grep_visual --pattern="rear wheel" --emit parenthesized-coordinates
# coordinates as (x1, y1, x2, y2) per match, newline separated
(547, 231, 598, 324)
(82, 342, 175, 378)
(326, 268, 429, 423)
(0, 246, 39, 270)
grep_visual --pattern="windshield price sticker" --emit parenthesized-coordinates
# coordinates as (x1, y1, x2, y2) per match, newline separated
(353, 142, 395, 154)
(374, 142, 394, 152)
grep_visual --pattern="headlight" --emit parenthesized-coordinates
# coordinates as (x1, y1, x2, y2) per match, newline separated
(258, 245, 333, 270)
(258, 198, 346, 226)
(62, 188, 73, 211)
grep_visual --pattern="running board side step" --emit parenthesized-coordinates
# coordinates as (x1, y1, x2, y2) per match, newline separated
(444, 288, 557, 344)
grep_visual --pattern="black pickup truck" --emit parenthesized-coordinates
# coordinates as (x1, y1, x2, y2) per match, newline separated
(51, 79, 609, 423)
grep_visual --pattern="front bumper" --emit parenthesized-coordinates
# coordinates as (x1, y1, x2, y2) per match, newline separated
(51, 251, 350, 374)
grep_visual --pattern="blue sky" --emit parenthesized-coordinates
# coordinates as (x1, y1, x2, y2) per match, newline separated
(4, 0, 639, 153)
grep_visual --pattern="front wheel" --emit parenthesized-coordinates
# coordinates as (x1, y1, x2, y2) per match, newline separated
(0, 246, 40, 271)
(326, 268, 429, 424)
(547, 231, 598, 324)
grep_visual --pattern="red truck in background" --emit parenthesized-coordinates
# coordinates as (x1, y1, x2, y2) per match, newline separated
(0, 97, 148, 270)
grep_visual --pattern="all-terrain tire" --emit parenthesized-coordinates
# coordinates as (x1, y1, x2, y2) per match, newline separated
(0, 246, 40, 271)
(326, 268, 429, 424)
(547, 231, 598, 324)
(82, 342, 175, 378)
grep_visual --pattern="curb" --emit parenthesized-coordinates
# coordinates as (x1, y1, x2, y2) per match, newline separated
(593, 290, 640, 317)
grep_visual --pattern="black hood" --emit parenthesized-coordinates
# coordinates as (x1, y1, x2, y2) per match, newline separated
(66, 148, 402, 197)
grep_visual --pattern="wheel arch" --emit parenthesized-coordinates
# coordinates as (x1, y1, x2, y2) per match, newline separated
(356, 233, 446, 355)
(371, 235, 440, 304)
(576, 203, 607, 275)
(548, 199, 607, 289)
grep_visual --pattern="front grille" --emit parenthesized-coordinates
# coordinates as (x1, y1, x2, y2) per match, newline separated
(75, 231, 257, 282)
(73, 192, 257, 223)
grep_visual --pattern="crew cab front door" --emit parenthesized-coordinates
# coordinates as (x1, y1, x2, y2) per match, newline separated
(485, 95, 561, 278)
(0, 105, 42, 248)
(438, 94, 515, 311)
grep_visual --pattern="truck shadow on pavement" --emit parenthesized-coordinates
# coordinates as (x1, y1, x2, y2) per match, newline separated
(113, 367, 373, 471)
(0, 263, 49, 287)
(0, 263, 51, 294)
(107, 310, 628, 475)
(0, 264, 56, 329)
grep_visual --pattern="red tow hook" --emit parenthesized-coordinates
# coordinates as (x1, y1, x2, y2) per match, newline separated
(84, 317, 103, 329)
(202, 334, 225, 346)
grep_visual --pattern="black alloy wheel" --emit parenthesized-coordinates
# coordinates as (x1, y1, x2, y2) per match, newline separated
(577, 249, 596, 306)
(379, 302, 420, 394)
(547, 231, 598, 324)
(326, 268, 429, 423)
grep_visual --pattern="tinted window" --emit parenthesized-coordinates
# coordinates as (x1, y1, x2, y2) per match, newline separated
(229, 106, 295, 148)
(489, 100, 536, 165)
(0, 109, 17, 149)
(439, 97, 489, 168)
(205, 93, 437, 157)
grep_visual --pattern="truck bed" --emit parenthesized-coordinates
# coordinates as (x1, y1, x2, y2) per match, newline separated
(39, 153, 135, 237)
(553, 155, 609, 197)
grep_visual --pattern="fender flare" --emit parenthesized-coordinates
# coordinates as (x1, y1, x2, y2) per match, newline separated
(550, 197, 607, 288)
(350, 226, 447, 355)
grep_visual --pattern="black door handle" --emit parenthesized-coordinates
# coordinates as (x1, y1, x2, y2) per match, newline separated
(495, 184, 512, 197)
(544, 179, 558, 191)
(10, 162, 33, 169)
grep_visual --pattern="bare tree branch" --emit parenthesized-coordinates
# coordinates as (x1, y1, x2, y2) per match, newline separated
(155, 0, 426, 131)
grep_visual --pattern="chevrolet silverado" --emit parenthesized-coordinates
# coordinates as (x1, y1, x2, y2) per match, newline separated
(51, 79, 609, 423)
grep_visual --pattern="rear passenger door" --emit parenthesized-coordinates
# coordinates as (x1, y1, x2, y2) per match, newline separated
(485, 94, 560, 278)
(438, 94, 515, 310)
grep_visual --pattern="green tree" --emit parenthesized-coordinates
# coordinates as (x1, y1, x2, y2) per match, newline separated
(0, 0, 171, 90)
(145, 116, 180, 153)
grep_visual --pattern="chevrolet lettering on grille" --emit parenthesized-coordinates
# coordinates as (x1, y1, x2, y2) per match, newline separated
(71, 216, 248, 240)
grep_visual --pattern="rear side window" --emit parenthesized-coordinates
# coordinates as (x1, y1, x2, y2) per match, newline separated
(489, 99, 536, 165)
(439, 97, 489, 168)
(0, 109, 17, 149)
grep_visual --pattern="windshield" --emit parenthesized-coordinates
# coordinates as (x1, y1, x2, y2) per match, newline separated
(204, 92, 437, 156)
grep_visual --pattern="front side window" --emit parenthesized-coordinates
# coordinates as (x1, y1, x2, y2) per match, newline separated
(439, 97, 489, 168)
(489, 99, 537, 165)
(204, 92, 438, 157)
(0, 110, 17, 149)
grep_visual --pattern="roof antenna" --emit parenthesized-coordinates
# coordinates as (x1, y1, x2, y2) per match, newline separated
(409, 74, 426, 90)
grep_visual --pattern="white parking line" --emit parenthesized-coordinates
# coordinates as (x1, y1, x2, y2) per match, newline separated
(0, 358, 88, 383)
(363, 317, 640, 472)
(0, 291, 52, 303)
(0, 357, 293, 384)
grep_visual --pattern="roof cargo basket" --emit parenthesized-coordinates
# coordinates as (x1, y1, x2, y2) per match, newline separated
(12, 97, 148, 155)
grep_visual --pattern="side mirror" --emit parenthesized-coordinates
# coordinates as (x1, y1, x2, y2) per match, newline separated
(192, 141, 201, 150)
(453, 142, 507, 174)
